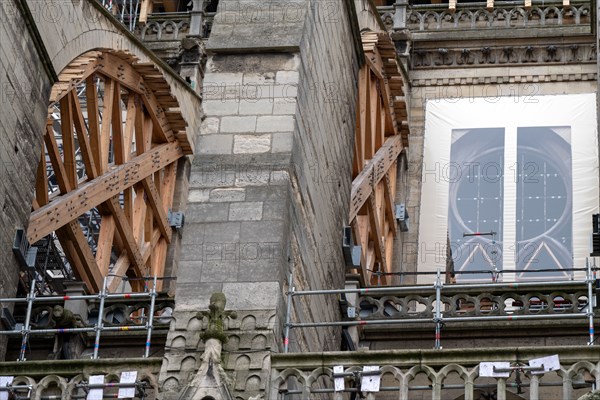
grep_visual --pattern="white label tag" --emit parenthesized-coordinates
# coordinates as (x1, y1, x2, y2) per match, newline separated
(87, 375, 104, 400)
(333, 366, 344, 392)
(479, 362, 510, 378)
(117, 371, 137, 398)
(361, 366, 381, 392)
(0, 377, 14, 400)
(529, 355, 560, 375)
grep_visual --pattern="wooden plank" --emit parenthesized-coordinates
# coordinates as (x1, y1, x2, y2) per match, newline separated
(44, 124, 72, 194)
(35, 142, 49, 207)
(95, 215, 116, 275)
(112, 82, 125, 165)
(383, 173, 397, 238)
(349, 135, 403, 221)
(70, 91, 99, 179)
(97, 53, 175, 143)
(367, 196, 387, 286)
(150, 237, 168, 291)
(27, 141, 184, 243)
(49, 59, 100, 107)
(99, 78, 115, 173)
(59, 94, 78, 189)
(105, 196, 146, 277)
(86, 76, 102, 171)
(58, 221, 103, 292)
(132, 185, 147, 245)
(161, 161, 177, 212)
(141, 177, 172, 243)
(55, 230, 97, 293)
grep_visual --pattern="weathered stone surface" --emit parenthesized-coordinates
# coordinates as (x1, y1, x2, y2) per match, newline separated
(210, 188, 246, 202)
(233, 134, 271, 154)
(256, 116, 295, 132)
(220, 116, 257, 133)
(229, 202, 263, 221)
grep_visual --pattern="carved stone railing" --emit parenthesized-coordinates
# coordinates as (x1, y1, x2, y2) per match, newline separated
(270, 346, 600, 400)
(134, 13, 191, 42)
(357, 281, 596, 320)
(411, 42, 596, 68)
(0, 358, 161, 400)
(378, 0, 591, 32)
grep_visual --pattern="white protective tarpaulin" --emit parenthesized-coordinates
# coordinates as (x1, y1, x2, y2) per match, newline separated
(419, 94, 598, 284)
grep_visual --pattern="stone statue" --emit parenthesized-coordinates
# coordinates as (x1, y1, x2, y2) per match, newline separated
(49, 305, 84, 360)
(180, 293, 237, 400)
(197, 292, 237, 344)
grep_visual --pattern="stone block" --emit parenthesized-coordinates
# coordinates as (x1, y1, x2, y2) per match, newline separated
(176, 260, 203, 283)
(276, 70, 299, 84)
(271, 132, 294, 153)
(229, 202, 263, 221)
(204, 72, 244, 85)
(186, 203, 230, 223)
(188, 189, 210, 203)
(240, 220, 285, 242)
(221, 116, 257, 133)
(175, 282, 224, 311)
(272, 98, 297, 115)
(196, 134, 233, 154)
(233, 134, 272, 154)
(243, 72, 275, 85)
(222, 282, 281, 310)
(237, 258, 280, 282)
(203, 100, 238, 116)
(190, 168, 236, 189)
(238, 99, 274, 115)
(199, 221, 242, 243)
(210, 188, 246, 202)
(201, 259, 239, 282)
(256, 116, 295, 132)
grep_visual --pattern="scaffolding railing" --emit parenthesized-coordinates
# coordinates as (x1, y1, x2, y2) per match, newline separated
(0, 276, 161, 361)
(284, 262, 598, 352)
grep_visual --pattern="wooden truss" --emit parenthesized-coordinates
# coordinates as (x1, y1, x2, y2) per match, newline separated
(28, 51, 192, 293)
(350, 31, 408, 286)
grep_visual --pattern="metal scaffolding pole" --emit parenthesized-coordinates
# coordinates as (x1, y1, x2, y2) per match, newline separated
(290, 279, 588, 297)
(587, 258, 595, 345)
(283, 272, 294, 353)
(18, 276, 36, 361)
(434, 269, 442, 350)
(289, 312, 588, 329)
(93, 277, 107, 359)
(0, 292, 153, 303)
(144, 275, 157, 358)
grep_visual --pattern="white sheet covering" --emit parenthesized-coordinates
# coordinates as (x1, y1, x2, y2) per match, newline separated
(419, 94, 598, 284)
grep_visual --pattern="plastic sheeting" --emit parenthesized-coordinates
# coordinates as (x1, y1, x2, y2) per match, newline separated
(418, 94, 598, 284)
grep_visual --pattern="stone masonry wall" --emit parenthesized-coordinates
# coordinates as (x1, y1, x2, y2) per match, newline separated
(0, 0, 53, 359)
(286, 0, 360, 353)
(159, 1, 361, 398)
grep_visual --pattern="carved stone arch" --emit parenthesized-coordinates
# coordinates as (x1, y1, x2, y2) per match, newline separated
(455, 10, 474, 28)
(575, 4, 591, 24)
(137, 370, 159, 394)
(542, 6, 563, 24)
(507, 8, 527, 27)
(66, 373, 86, 399)
(35, 375, 68, 400)
(406, 364, 437, 382)
(141, 21, 162, 41)
(473, 9, 493, 28)
(422, 11, 441, 30)
(306, 366, 333, 387)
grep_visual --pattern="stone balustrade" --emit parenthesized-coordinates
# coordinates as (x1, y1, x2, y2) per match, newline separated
(378, 0, 591, 31)
(357, 281, 595, 321)
(0, 358, 161, 400)
(270, 346, 600, 400)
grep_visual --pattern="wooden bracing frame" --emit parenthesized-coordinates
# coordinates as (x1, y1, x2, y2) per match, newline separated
(349, 32, 408, 286)
(28, 51, 191, 293)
